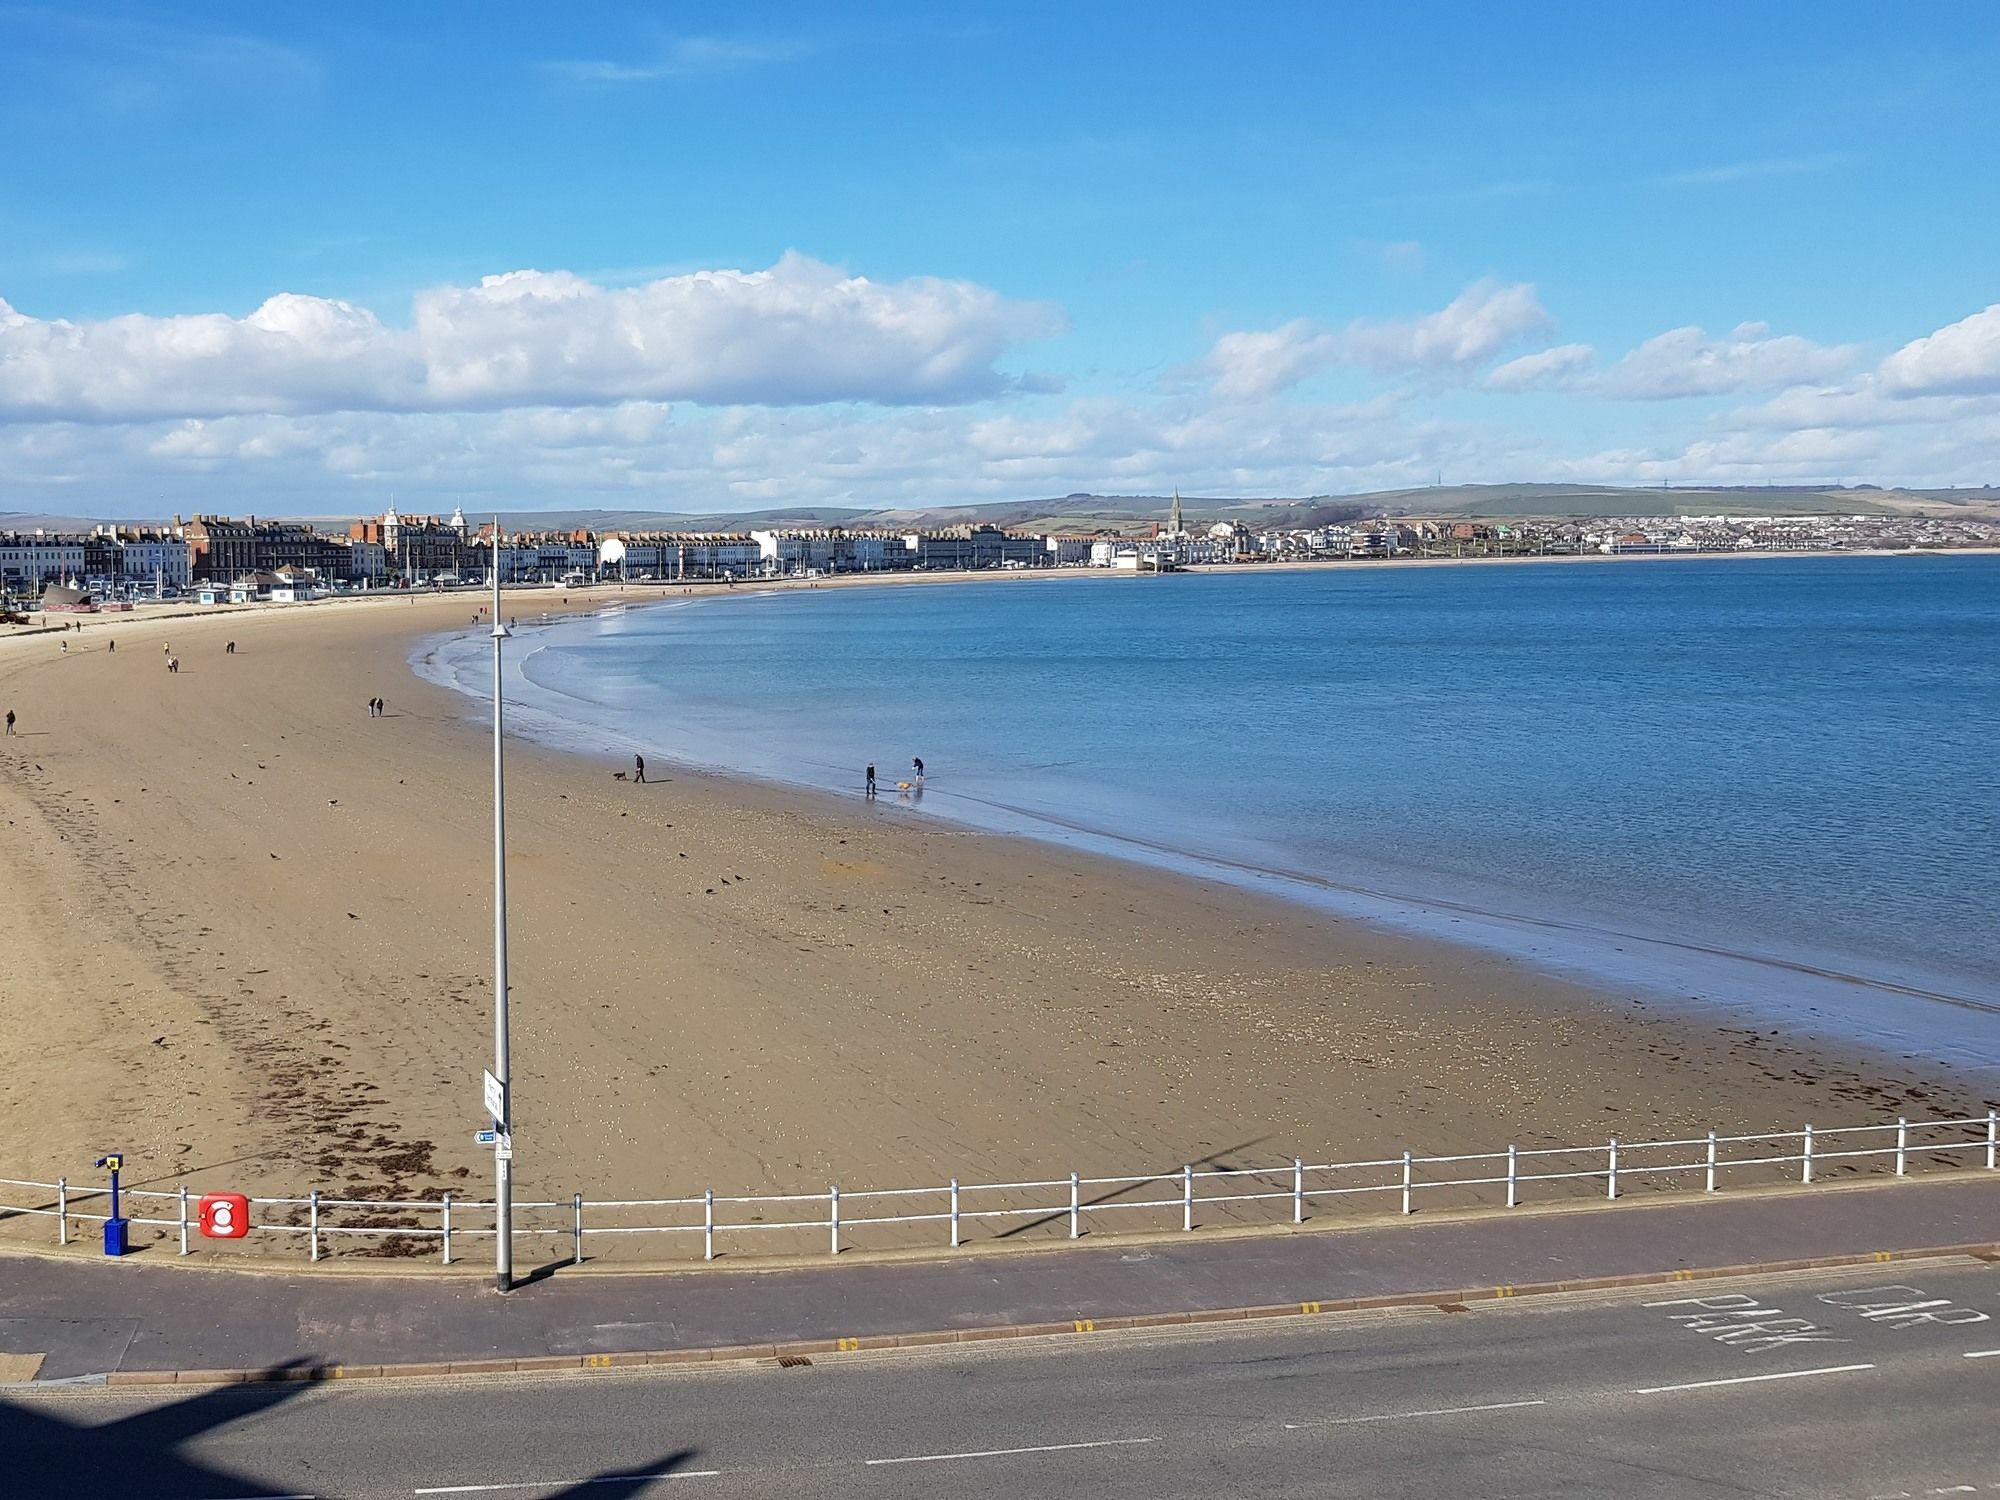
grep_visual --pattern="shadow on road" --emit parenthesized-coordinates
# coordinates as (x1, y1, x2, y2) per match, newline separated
(0, 1366, 703, 1495)
(0, 1363, 318, 1495)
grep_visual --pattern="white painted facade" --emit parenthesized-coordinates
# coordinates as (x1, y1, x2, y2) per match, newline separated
(115, 537, 193, 587)
(0, 538, 85, 586)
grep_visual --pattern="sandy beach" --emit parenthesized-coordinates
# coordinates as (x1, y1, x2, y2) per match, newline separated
(0, 579, 1988, 1243)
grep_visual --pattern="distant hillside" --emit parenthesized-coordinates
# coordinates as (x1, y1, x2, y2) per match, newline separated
(857, 495, 1373, 533)
(14, 482, 1997, 536)
(0, 512, 102, 532)
(1364, 483, 2000, 520)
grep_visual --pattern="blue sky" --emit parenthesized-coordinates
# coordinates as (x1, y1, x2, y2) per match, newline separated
(2, 2, 1998, 516)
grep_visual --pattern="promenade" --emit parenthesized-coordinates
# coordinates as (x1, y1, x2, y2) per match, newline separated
(2, 1175, 1994, 1383)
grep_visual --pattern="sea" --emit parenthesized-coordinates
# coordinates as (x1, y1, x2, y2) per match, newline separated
(416, 555, 2000, 1068)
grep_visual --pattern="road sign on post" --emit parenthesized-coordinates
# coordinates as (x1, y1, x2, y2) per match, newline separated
(483, 1069, 507, 1125)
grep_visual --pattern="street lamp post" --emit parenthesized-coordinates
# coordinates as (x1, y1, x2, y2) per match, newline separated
(490, 526, 515, 1292)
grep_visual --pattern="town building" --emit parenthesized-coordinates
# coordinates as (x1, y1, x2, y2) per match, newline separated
(0, 533, 86, 590)
(182, 515, 349, 581)
(99, 527, 194, 589)
(349, 505, 468, 582)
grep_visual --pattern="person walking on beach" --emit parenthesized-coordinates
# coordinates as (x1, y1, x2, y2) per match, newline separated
(226, 640, 236, 655)
(865, 762, 877, 798)
(912, 755, 924, 783)
(106, 639, 114, 653)
(4, 709, 14, 735)
(634, 754, 646, 784)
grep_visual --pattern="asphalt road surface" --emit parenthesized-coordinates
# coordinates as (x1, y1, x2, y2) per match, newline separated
(8, 1261, 2000, 1499)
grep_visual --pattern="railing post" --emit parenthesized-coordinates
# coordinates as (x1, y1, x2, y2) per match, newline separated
(309, 1189, 321, 1262)
(1607, 1138, 1619, 1200)
(1988, 1111, 1997, 1171)
(1705, 1129, 1718, 1192)
(1506, 1145, 1518, 1208)
(1069, 1172, 1081, 1239)
(1896, 1117, 1908, 1176)
(1802, 1125, 1815, 1184)
(573, 1193, 584, 1266)
(1182, 1164, 1194, 1232)
(1292, 1158, 1304, 1225)
(1401, 1151, 1414, 1215)
(57, 1177, 67, 1245)
(949, 1178, 961, 1248)
(703, 1188, 715, 1261)
(441, 1192, 452, 1265)
(830, 1185, 841, 1255)
(178, 1183, 190, 1255)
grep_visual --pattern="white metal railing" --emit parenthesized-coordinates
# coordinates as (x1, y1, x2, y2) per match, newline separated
(0, 1111, 1991, 1268)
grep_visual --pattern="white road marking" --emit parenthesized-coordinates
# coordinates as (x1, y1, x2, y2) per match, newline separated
(1961, 1349, 2000, 1359)
(1632, 1362, 1874, 1395)
(863, 1437, 1157, 1467)
(1284, 1398, 1548, 1429)
(413, 1475, 718, 1494)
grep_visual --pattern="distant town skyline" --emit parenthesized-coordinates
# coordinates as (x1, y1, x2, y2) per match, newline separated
(3, 2, 1998, 517)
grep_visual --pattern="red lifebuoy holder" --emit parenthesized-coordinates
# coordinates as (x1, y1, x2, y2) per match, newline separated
(198, 1192, 250, 1239)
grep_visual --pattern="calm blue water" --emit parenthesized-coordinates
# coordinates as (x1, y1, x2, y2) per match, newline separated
(419, 557, 2000, 1062)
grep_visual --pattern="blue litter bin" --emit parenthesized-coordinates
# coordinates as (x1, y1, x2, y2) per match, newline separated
(103, 1218, 128, 1257)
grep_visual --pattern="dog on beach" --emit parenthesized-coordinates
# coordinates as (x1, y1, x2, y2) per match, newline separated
(611, 771, 628, 781)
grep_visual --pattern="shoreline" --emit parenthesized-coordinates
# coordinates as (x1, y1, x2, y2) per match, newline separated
(6, 538, 1998, 645)
(0, 579, 1990, 1227)
(422, 571, 2000, 1072)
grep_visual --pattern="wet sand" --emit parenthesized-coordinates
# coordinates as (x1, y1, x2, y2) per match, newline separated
(0, 583, 1987, 1235)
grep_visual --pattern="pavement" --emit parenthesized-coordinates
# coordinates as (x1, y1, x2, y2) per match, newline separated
(5, 1258, 2000, 1497)
(1, 1175, 1996, 1382)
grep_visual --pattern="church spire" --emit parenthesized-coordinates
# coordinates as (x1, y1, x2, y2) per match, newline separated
(1168, 488, 1183, 535)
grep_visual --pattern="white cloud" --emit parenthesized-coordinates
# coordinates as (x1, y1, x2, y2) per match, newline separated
(0, 255, 1064, 422)
(1203, 279, 1550, 398)
(1597, 322, 1856, 400)
(1878, 303, 2000, 396)
(0, 9, 320, 118)
(12, 283, 2000, 513)
(1203, 320, 1342, 401)
(1654, 154, 1854, 188)
(0, 291, 420, 420)
(1342, 279, 1551, 372)
(0, 393, 1498, 515)
(545, 35, 810, 84)
(413, 254, 1060, 407)
(1560, 427, 1883, 485)
(1484, 342, 1595, 392)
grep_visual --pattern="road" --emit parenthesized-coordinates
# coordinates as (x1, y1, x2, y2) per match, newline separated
(6, 1261, 2000, 1498)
